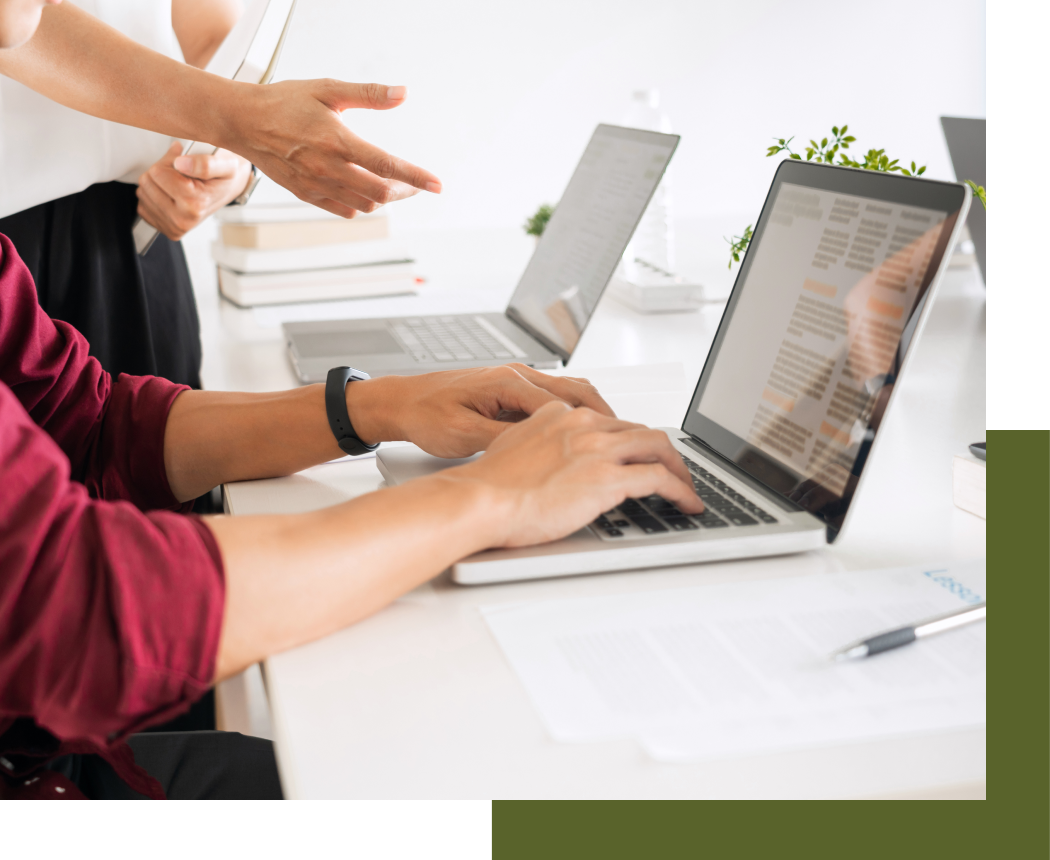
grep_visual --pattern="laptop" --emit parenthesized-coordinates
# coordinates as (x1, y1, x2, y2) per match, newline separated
(282, 125, 680, 382)
(940, 116, 1050, 289)
(377, 160, 971, 584)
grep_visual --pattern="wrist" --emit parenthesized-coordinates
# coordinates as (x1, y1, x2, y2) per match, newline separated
(206, 80, 262, 156)
(422, 470, 516, 553)
(343, 376, 405, 444)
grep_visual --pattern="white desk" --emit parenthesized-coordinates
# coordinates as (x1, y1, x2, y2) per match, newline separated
(190, 226, 987, 799)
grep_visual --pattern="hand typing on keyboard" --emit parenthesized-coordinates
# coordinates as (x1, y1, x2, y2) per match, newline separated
(447, 402, 704, 547)
(343, 363, 616, 458)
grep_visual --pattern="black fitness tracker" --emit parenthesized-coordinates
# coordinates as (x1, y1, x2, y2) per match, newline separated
(325, 366, 379, 456)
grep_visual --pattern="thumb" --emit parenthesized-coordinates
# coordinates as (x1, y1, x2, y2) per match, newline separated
(158, 140, 183, 166)
(320, 81, 408, 112)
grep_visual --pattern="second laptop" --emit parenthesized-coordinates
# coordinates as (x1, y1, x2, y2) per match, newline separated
(282, 124, 679, 382)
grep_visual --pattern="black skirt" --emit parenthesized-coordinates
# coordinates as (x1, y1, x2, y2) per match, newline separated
(0, 180, 202, 388)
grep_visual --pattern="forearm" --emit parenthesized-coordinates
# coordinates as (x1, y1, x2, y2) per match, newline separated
(162, 378, 409, 503)
(206, 471, 506, 680)
(0, 3, 235, 144)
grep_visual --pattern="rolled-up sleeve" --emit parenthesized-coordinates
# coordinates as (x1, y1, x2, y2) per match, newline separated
(0, 233, 225, 746)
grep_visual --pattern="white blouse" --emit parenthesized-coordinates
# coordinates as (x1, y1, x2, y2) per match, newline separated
(0, 0, 181, 219)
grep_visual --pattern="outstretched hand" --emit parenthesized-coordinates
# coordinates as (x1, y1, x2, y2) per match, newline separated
(227, 80, 441, 218)
(347, 364, 615, 458)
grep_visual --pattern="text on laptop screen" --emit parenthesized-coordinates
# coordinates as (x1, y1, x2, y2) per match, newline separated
(506, 126, 678, 357)
(690, 174, 962, 535)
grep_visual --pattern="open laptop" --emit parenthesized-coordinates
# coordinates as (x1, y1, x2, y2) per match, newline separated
(940, 117, 1045, 289)
(282, 124, 679, 382)
(377, 160, 971, 584)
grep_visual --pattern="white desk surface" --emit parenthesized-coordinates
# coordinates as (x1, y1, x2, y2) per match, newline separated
(193, 226, 987, 799)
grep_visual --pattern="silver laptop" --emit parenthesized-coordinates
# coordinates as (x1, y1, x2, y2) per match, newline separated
(377, 160, 971, 584)
(940, 116, 1045, 289)
(283, 124, 679, 381)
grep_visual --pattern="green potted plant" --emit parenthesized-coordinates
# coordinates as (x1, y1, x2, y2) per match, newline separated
(524, 203, 554, 245)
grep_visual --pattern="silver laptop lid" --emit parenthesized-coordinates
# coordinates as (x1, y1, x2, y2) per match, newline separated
(681, 161, 970, 541)
(505, 124, 679, 361)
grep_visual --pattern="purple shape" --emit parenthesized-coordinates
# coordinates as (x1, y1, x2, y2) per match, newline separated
(986, 338, 1050, 428)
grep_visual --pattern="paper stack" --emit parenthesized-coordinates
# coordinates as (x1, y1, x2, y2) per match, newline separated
(213, 205, 418, 307)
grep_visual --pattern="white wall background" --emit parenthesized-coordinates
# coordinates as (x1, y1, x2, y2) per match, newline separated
(258, 0, 985, 238)
(982, 0, 1050, 116)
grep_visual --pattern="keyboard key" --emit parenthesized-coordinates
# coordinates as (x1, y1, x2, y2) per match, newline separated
(613, 520, 629, 528)
(604, 528, 624, 537)
(626, 515, 667, 534)
(664, 517, 698, 531)
(725, 512, 758, 526)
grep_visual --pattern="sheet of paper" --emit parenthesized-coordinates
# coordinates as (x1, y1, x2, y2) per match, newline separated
(481, 560, 984, 760)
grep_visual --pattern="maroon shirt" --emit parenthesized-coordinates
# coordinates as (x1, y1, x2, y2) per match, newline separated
(0, 233, 225, 799)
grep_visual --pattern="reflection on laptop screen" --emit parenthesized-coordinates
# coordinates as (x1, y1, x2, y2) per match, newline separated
(688, 170, 964, 536)
(507, 125, 678, 357)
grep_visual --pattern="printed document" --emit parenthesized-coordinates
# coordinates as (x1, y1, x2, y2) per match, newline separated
(482, 560, 984, 761)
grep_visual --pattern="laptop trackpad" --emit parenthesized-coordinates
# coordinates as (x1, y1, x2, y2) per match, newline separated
(296, 328, 404, 358)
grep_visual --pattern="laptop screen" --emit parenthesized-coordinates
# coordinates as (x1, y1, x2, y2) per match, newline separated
(506, 125, 679, 360)
(683, 161, 968, 539)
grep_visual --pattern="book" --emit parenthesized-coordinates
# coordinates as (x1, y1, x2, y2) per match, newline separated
(952, 453, 986, 519)
(220, 215, 389, 250)
(215, 203, 343, 224)
(217, 262, 418, 307)
(211, 239, 410, 273)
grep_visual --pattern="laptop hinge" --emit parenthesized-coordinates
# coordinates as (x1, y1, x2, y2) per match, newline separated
(504, 307, 571, 364)
(678, 435, 805, 514)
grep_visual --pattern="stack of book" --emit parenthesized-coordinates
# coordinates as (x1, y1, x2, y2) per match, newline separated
(212, 205, 418, 306)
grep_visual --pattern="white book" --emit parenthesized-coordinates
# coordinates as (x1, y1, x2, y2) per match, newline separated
(952, 453, 986, 519)
(216, 203, 345, 224)
(212, 239, 411, 273)
(218, 262, 418, 307)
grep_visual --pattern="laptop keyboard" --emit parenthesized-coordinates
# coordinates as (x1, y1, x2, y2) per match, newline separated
(590, 456, 780, 541)
(391, 316, 523, 363)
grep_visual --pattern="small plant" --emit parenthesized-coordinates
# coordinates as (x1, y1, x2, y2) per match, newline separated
(524, 203, 555, 237)
(963, 179, 987, 209)
(725, 224, 753, 270)
(728, 125, 986, 268)
(766, 124, 926, 175)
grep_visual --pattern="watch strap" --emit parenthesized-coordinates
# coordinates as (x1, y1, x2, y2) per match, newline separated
(325, 366, 379, 456)
(230, 164, 261, 207)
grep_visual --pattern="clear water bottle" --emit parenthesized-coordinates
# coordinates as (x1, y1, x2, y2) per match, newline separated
(621, 89, 675, 284)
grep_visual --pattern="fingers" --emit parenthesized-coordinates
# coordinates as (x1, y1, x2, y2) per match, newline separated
(338, 126, 442, 195)
(613, 462, 704, 515)
(136, 172, 180, 239)
(173, 150, 242, 180)
(313, 81, 442, 194)
(507, 365, 616, 417)
(321, 81, 410, 112)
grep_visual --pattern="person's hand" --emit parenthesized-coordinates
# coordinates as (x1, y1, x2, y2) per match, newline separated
(346, 364, 616, 458)
(223, 80, 441, 218)
(136, 141, 253, 240)
(441, 402, 703, 548)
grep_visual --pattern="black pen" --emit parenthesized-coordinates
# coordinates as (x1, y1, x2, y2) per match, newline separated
(831, 602, 987, 661)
